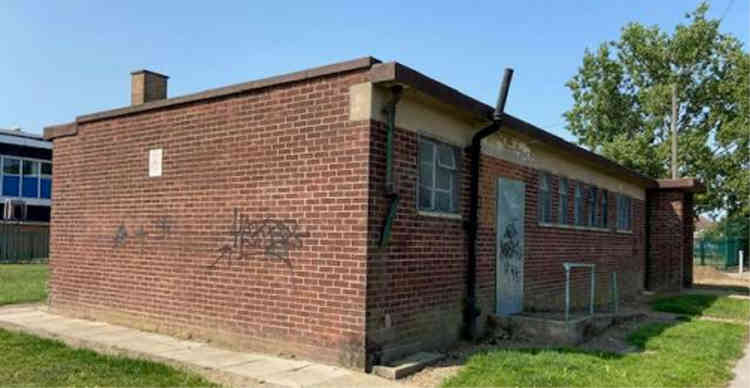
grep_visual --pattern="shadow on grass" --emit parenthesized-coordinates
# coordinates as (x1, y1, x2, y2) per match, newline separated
(650, 294, 720, 316)
(436, 318, 682, 373)
(650, 292, 750, 321)
(693, 283, 750, 296)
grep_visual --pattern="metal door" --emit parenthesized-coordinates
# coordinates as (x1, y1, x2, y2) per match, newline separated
(496, 177, 525, 316)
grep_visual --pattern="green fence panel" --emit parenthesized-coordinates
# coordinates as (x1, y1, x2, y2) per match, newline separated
(695, 236, 749, 269)
(0, 223, 49, 263)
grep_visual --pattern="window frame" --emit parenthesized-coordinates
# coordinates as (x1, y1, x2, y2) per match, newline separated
(617, 194, 632, 230)
(574, 184, 584, 226)
(537, 173, 553, 223)
(417, 137, 460, 214)
(0, 155, 52, 201)
(588, 187, 598, 226)
(558, 177, 569, 224)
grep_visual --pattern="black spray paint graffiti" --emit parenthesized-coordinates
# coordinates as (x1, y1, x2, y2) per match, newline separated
(500, 218, 522, 282)
(113, 223, 128, 248)
(154, 216, 172, 240)
(112, 217, 173, 250)
(210, 208, 309, 267)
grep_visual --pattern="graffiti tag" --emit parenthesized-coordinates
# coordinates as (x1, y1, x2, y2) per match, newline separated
(210, 208, 309, 267)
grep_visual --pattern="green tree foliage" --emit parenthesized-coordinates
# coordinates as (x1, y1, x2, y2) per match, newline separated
(565, 2, 749, 216)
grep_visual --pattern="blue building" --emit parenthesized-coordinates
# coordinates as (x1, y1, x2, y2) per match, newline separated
(0, 128, 52, 222)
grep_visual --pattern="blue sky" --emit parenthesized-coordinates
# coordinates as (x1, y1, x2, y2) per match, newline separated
(1, 1, 747, 141)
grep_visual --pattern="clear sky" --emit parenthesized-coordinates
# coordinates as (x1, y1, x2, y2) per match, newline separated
(1, 0, 747, 141)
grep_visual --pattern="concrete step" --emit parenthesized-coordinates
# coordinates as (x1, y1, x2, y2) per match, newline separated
(372, 351, 443, 379)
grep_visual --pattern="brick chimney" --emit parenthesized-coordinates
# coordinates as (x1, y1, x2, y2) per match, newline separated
(130, 70, 168, 105)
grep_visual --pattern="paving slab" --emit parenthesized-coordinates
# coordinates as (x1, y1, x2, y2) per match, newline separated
(0, 304, 407, 388)
(262, 363, 351, 388)
(222, 357, 312, 378)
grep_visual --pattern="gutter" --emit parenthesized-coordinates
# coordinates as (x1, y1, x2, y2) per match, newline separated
(464, 69, 514, 339)
(379, 86, 404, 247)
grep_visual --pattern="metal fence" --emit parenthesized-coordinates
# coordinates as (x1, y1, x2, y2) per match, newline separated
(0, 222, 49, 263)
(694, 236, 748, 269)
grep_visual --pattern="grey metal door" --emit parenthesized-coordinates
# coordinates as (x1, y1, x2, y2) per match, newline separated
(496, 177, 525, 316)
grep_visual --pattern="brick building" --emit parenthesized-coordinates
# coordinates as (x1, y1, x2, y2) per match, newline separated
(44, 57, 701, 370)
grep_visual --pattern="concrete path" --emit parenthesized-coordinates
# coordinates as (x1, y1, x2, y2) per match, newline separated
(0, 304, 406, 388)
(730, 325, 750, 388)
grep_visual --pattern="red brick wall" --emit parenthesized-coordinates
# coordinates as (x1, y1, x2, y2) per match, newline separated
(366, 123, 646, 364)
(647, 189, 692, 290)
(48, 69, 372, 368)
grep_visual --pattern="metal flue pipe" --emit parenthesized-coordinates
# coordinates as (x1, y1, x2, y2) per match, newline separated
(464, 68, 513, 340)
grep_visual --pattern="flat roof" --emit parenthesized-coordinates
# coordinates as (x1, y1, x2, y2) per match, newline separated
(44, 56, 703, 189)
(0, 128, 52, 150)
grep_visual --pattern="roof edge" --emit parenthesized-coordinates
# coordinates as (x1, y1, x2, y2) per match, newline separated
(654, 178, 706, 193)
(69, 56, 381, 126)
(368, 61, 657, 188)
(43, 122, 78, 140)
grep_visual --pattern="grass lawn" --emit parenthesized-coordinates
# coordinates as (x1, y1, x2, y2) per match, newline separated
(0, 264, 48, 306)
(651, 294, 750, 321)
(443, 319, 747, 387)
(0, 328, 217, 387)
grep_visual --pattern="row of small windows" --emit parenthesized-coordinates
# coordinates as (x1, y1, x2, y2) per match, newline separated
(414, 137, 634, 232)
(1, 156, 52, 200)
(538, 173, 632, 230)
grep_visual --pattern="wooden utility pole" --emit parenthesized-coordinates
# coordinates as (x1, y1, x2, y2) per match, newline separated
(671, 84, 678, 179)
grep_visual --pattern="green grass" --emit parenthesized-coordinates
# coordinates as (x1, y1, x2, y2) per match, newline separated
(443, 320, 747, 387)
(0, 328, 217, 387)
(0, 264, 48, 306)
(651, 294, 750, 321)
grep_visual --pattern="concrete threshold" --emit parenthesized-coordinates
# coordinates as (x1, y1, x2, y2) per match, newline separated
(0, 304, 406, 388)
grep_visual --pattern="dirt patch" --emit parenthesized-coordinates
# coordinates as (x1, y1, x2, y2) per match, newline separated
(404, 299, 686, 388)
(694, 266, 750, 292)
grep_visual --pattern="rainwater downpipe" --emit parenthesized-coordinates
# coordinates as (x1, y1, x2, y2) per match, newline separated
(464, 69, 514, 339)
(380, 86, 404, 247)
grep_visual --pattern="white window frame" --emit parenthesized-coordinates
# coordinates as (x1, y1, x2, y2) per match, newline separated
(0, 155, 52, 204)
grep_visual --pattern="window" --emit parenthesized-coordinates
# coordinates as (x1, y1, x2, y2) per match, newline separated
(589, 187, 599, 226)
(558, 178, 569, 224)
(22, 160, 39, 198)
(40, 162, 52, 199)
(0, 156, 52, 200)
(574, 184, 584, 226)
(601, 190, 608, 228)
(2, 158, 20, 196)
(617, 194, 632, 230)
(418, 138, 458, 213)
(538, 173, 552, 223)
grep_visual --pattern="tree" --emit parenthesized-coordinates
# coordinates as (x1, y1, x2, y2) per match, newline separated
(564, 2, 749, 217)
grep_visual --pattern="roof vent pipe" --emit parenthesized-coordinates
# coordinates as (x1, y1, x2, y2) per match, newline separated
(464, 68, 513, 340)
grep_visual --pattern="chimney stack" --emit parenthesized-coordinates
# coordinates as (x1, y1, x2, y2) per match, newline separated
(130, 70, 168, 105)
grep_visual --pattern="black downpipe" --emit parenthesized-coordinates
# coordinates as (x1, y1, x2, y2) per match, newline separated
(463, 69, 514, 340)
(379, 86, 404, 247)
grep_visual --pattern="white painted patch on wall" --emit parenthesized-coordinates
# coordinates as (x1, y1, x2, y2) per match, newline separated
(149, 148, 162, 177)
